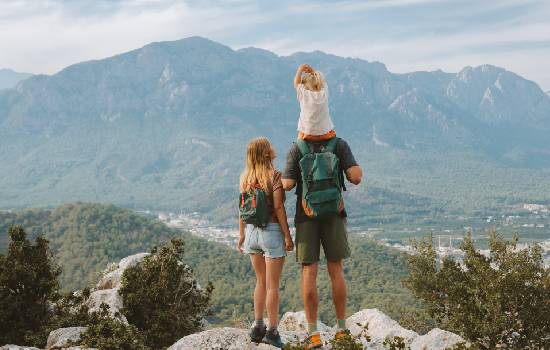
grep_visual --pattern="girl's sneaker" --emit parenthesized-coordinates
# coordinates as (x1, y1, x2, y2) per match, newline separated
(263, 328, 284, 348)
(249, 324, 266, 343)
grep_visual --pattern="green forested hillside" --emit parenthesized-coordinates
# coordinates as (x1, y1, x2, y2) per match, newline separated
(0, 203, 174, 290)
(0, 203, 431, 330)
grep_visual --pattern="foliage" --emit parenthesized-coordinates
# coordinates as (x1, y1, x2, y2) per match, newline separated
(77, 303, 150, 350)
(0, 203, 176, 290)
(328, 326, 369, 350)
(0, 203, 434, 332)
(383, 336, 408, 350)
(0, 226, 61, 347)
(120, 238, 214, 349)
(283, 325, 369, 350)
(404, 231, 550, 349)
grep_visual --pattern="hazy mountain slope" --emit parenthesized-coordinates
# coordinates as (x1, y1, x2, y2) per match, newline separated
(0, 68, 32, 90)
(1, 37, 550, 220)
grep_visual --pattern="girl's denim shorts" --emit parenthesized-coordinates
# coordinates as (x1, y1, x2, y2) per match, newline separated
(243, 223, 286, 258)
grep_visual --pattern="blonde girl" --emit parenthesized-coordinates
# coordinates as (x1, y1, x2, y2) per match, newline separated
(237, 137, 293, 348)
(294, 64, 336, 141)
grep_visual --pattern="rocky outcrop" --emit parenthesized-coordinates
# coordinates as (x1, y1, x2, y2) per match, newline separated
(86, 253, 150, 324)
(279, 311, 331, 333)
(348, 308, 419, 346)
(96, 253, 149, 290)
(0, 346, 40, 350)
(169, 308, 465, 350)
(86, 288, 127, 324)
(410, 328, 465, 350)
(46, 327, 87, 349)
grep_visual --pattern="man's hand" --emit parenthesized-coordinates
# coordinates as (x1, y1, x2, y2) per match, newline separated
(237, 236, 245, 253)
(345, 165, 363, 185)
(284, 236, 294, 251)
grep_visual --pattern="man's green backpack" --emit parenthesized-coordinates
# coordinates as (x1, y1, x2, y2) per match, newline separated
(239, 185, 270, 228)
(297, 138, 343, 219)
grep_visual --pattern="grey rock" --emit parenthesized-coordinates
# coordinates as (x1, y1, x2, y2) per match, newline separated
(87, 288, 127, 324)
(347, 308, 418, 347)
(46, 327, 86, 349)
(410, 328, 465, 350)
(279, 311, 331, 332)
(0, 346, 40, 350)
(167, 327, 278, 350)
(96, 253, 149, 290)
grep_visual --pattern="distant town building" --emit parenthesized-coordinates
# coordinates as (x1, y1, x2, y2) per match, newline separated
(523, 203, 549, 213)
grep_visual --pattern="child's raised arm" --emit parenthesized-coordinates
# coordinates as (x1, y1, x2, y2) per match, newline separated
(294, 64, 313, 88)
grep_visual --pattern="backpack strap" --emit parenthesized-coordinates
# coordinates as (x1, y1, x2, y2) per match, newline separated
(296, 139, 312, 156)
(324, 137, 338, 153)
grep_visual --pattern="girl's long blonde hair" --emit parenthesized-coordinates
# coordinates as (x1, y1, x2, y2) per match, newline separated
(302, 70, 325, 92)
(240, 137, 275, 192)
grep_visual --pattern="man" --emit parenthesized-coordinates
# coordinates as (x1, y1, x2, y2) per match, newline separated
(282, 103, 363, 349)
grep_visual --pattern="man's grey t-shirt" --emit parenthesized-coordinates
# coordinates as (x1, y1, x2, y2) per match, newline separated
(282, 138, 358, 224)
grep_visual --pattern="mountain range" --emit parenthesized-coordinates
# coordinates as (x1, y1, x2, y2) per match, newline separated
(0, 68, 32, 90)
(1, 36, 550, 223)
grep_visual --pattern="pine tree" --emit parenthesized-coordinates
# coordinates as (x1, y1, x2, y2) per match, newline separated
(0, 226, 61, 346)
(120, 238, 213, 348)
(404, 231, 550, 349)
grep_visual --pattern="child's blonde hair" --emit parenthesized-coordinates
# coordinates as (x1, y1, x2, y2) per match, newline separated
(240, 137, 275, 192)
(302, 71, 325, 92)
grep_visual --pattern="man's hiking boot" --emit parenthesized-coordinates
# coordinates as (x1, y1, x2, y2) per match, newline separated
(304, 332, 323, 349)
(334, 329, 351, 340)
(249, 324, 267, 343)
(263, 328, 284, 348)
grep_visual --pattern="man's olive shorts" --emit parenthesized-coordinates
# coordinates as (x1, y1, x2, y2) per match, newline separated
(295, 214, 351, 263)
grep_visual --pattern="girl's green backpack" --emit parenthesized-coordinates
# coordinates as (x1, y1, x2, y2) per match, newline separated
(239, 186, 270, 228)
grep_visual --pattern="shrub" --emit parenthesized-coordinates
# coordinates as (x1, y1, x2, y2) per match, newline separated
(383, 336, 408, 350)
(0, 226, 61, 347)
(77, 303, 150, 350)
(404, 231, 550, 349)
(120, 238, 213, 348)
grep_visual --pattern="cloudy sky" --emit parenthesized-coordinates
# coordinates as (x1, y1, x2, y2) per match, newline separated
(1, 0, 550, 90)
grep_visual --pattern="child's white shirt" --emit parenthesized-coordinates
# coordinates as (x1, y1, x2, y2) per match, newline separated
(296, 84, 334, 135)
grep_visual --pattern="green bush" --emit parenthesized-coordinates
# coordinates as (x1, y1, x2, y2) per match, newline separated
(0, 226, 61, 347)
(404, 231, 550, 349)
(77, 303, 150, 350)
(120, 238, 213, 348)
(383, 336, 408, 350)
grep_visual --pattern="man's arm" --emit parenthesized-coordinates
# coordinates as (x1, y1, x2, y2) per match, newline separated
(345, 165, 363, 185)
(282, 179, 296, 191)
(282, 144, 300, 191)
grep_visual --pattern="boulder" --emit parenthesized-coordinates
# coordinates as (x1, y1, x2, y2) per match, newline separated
(167, 327, 277, 350)
(410, 328, 465, 350)
(46, 327, 86, 349)
(168, 327, 340, 350)
(96, 253, 149, 290)
(279, 311, 331, 332)
(0, 346, 40, 350)
(87, 288, 127, 324)
(347, 308, 419, 346)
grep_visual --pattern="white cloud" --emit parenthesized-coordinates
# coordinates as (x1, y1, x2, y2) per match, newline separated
(0, 0, 549, 89)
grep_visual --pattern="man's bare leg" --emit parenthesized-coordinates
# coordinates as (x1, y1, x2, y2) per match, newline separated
(302, 262, 319, 329)
(327, 260, 347, 324)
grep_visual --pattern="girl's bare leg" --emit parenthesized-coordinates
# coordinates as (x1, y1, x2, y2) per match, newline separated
(265, 257, 285, 328)
(250, 253, 267, 322)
